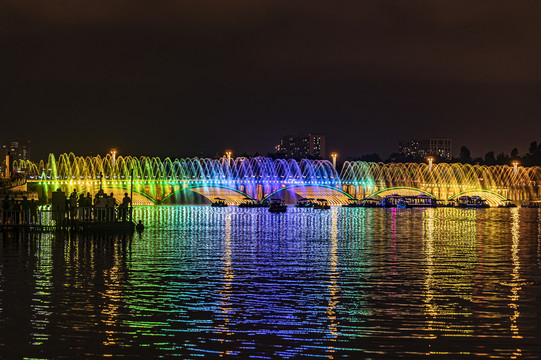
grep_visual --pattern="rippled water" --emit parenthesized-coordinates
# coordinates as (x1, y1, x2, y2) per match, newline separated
(1, 206, 541, 359)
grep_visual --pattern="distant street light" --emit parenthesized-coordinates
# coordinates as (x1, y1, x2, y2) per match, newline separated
(225, 150, 232, 164)
(427, 156, 434, 171)
(512, 160, 519, 176)
(331, 152, 338, 168)
(111, 149, 117, 168)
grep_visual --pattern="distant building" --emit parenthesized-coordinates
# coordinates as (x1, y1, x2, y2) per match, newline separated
(2, 140, 31, 170)
(399, 138, 452, 160)
(276, 134, 326, 159)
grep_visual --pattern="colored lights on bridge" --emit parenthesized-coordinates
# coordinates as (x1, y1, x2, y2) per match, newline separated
(27, 153, 534, 205)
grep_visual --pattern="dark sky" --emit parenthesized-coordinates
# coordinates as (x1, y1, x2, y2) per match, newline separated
(2, 1, 541, 161)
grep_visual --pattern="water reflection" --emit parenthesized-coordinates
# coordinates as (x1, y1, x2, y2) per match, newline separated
(326, 207, 339, 358)
(1, 207, 540, 358)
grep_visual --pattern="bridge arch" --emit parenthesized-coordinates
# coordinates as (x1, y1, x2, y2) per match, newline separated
(162, 184, 253, 205)
(262, 184, 354, 205)
(365, 186, 438, 200)
(448, 189, 509, 206)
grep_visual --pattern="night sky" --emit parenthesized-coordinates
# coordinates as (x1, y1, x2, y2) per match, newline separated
(2, 1, 541, 161)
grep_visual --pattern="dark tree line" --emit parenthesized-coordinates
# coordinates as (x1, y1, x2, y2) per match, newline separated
(452, 142, 541, 166)
(351, 141, 541, 166)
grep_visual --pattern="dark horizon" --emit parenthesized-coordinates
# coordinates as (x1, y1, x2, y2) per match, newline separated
(3, 1, 541, 161)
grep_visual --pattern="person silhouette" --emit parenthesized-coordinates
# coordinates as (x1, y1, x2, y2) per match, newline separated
(136, 220, 144, 233)
(29, 199, 38, 224)
(120, 193, 131, 222)
(106, 193, 117, 221)
(69, 190, 78, 220)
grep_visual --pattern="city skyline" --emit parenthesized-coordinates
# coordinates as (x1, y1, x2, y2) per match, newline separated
(3, 135, 539, 165)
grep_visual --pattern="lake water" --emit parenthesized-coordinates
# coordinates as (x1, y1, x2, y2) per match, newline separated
(1, 206, 541, 359)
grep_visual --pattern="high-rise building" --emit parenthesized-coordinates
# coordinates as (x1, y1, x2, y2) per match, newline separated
(308, 134, 325, 158)
(276, 134, 326, 159)
(399, 138, 452, 160)
(2, 140, 31, 168)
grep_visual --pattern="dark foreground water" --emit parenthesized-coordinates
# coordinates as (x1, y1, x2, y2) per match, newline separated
(1, 206, 541, 359)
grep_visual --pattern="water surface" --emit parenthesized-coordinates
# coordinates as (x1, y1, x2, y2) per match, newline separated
(1, 206, 540, 358)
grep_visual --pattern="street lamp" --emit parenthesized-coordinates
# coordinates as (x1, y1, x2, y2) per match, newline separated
(427, 156, 434, 171)
(512, 160, 519, 176)
(225, 150, 232, 164)
(331, 152, 338, 168)
(111, 149, 117, 168)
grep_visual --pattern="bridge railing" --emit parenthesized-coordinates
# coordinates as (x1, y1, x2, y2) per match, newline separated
(0, 208, 45, 227)
(46, 206, 133, 223)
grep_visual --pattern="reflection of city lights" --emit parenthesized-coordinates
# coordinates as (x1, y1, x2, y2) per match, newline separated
(422, 208, 477, 339)
(215, 213, 234, 344)
(326, 207, 340, 356)
(509, 208, 522, 339)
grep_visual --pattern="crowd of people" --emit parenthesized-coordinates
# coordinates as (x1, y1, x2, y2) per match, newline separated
(63, 189, 132, 222)
(1, 189, 133, 226)
(1, 196, 39, 225)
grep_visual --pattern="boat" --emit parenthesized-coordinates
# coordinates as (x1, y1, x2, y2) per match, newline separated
(455, 195, 490, 208)
(396, 199, 408, 209)
(210, 198, 227, 207)
(268, 199, 287, 213)
(76, 220, 136, 233)
(360, 199, 380, 208)
(313, 199, 330, 210)
(238, 197, 258, 208)
(379, 194, 438, 208)
(342, 198, 380, 208)
(342, 199, 360, 208)
(521, 201, 541, 208)
(498, 200, 517, 208)
(295, 198, 314, 208)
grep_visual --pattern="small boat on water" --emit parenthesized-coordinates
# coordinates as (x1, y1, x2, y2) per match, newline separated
(268, 199, 287, 213)
(238, 197, 258, 208)
(210, 197, 227, 207)
(396, 199, 408, 209)
(521, 201, 541, 208)
(360, 199, 380, 208)
(77, 220, 136, 233)
(313, 199, 330, 210)
(295, 198, 314, 208)
(455, 195, 490, 208)
(342, 198, 360, 208)
(379, 194, 438, 208)
(498, 200, 518, 208)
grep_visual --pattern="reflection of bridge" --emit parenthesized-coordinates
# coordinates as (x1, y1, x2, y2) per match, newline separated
(19, 154, 541, 205)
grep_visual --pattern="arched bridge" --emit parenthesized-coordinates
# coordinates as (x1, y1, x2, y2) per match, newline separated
(19, 154, 541, 205)
(24, 154, 352, 205)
